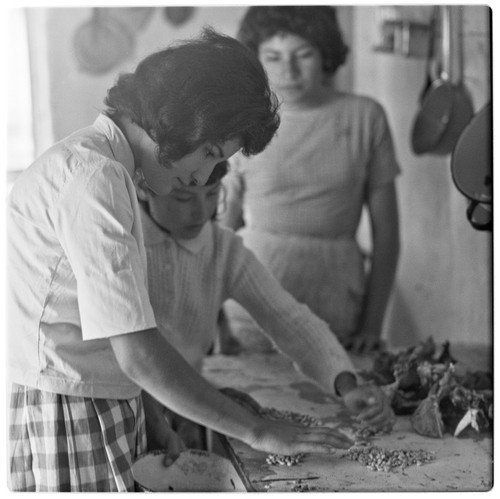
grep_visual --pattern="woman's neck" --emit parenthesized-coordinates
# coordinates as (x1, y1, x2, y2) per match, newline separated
(280, 85, 334, 112)
(111, 115, 158, 172)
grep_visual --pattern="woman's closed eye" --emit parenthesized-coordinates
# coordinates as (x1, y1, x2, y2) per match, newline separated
(296, 49, 315, 59)
(173, 195, 193, 203)
(205, 144, 223, 159)
(263, 54, 281, 63)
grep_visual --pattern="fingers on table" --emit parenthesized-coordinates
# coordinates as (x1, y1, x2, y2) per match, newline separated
(297, 427, 354, 451)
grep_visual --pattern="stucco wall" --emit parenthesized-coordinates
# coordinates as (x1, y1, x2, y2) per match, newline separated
(351, 6, 492, 347)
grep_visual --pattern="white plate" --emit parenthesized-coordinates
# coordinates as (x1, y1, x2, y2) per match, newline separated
(132, 449, 247, 492)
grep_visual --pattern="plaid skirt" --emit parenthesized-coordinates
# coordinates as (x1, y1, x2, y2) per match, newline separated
(8, 383, 147, 492)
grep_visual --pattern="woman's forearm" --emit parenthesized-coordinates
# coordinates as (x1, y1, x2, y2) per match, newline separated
(360, 181, 400, 335)
(359, 232, 400, 333)
(110, 328, 260, 445)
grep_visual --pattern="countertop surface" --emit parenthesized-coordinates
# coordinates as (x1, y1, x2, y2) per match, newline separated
(202, 346, 493, 493)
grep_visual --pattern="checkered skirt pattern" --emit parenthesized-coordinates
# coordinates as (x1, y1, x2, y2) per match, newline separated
(8, 383, 147, 492)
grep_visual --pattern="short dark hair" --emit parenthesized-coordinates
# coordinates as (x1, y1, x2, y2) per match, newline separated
(104, 27, 280, 165)
(237, 6, 349, 77)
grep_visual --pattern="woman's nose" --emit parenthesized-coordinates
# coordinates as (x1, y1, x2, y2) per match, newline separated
(281, 57, 299, 78)
(191, 163, 215, 186)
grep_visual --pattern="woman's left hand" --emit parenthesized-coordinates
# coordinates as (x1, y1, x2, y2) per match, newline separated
(143, 390, 187, 466)
(147, 420, 187, 466)
(342, 383, 396, 432)
(348, 330, 383, 355)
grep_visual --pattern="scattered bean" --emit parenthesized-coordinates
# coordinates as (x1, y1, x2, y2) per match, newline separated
(266, 452, 306, 466)
(292, 479, 317, 492)
(353, 424, 379, 440)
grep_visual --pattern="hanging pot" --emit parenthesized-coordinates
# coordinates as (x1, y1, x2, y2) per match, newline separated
(451, 102, 492, 231)
(74, 8, 135, 74)
(411, 6, 474, 155)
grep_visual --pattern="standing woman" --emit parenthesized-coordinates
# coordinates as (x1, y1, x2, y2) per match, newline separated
(221, 6, 401, 355)
(7, 28, 354, 492)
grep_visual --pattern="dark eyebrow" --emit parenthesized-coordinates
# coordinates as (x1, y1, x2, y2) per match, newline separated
(262, 43, 314, 54)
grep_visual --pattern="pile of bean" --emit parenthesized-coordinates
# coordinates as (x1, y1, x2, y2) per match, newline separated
(345, 445, 435, 472)
(266, 453, 306, 466)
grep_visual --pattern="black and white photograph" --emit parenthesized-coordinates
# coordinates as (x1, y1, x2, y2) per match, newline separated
(3, 1, 494, 494)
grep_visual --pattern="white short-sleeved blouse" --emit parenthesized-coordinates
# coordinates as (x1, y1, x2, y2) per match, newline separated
(7, 114, 157, 399)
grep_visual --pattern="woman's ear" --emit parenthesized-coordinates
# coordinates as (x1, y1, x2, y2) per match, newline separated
(133, 169, 152, 202)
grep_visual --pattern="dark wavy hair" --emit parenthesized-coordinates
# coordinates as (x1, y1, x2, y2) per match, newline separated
(237, 6, 349, 77)
(104, 27, 280, 166)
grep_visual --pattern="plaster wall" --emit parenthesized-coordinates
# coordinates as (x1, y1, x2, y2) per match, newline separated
(350, 6, 491, 347)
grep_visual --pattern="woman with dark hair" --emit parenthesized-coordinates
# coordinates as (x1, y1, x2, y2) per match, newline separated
(7, 28, 353, 492)
(222, 6, 401, 356)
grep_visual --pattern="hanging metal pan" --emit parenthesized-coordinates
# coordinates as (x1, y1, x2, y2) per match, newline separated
(411, 6, 474, 156)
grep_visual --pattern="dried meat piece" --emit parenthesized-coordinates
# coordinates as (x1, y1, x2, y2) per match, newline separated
(411, 394, 444, 438)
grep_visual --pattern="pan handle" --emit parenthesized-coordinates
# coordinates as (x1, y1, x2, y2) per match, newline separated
(417, 7, 439, 104)
(456, 7, 466, 84)
(440, 6, 451, 81)
(466, 201, 492, 231)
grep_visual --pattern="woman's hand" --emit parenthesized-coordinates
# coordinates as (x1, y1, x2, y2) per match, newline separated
(348, 329, 383, 354)
(342, 383, 395, 432)
(221, 386, 354, 454)
(146, 415, 187, 466)
(142, 390, 187, 466)
(247, 418, 354, 455)
(159, 424, 187, 466)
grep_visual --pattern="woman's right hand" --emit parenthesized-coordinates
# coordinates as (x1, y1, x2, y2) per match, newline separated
(247, 417, 354, 455)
